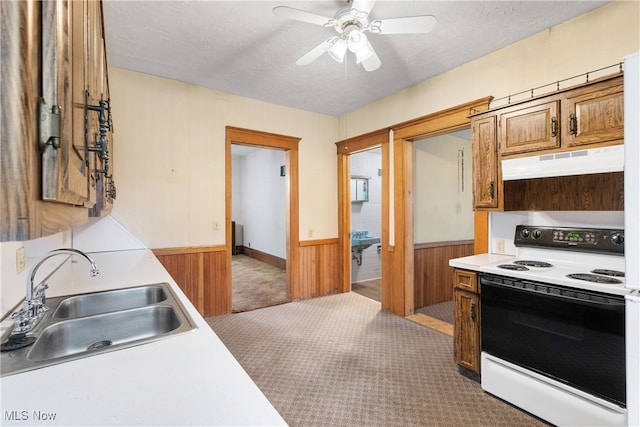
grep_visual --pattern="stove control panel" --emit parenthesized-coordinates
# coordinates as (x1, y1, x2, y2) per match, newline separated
(515, 225, 624, 255)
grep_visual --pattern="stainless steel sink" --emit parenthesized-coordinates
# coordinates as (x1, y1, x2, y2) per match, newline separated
(1, 283, 196, 377)
(27, 305, 182, 361)
(53, 285, 168, 318)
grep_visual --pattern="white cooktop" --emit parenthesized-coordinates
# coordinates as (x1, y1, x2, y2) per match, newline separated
(480, 247, 628, 296)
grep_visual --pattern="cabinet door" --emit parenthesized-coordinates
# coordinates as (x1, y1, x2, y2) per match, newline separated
(472, 115, 500, 209)
(454, 290, 480, 373)
(41, 0, 89, 205)
(562, 77, 624, 147)
(499, 100, 560, 155)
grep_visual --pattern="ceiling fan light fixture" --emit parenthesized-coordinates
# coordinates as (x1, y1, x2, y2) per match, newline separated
(355, 43, 374, 63)
(328, 38, 348, 62)
(347, 29, 367, 53)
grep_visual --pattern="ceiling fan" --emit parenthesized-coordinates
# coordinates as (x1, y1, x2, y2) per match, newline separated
(273, 0, 437, 72)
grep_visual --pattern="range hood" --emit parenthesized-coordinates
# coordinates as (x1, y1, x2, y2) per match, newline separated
(501, 145, 624, 181)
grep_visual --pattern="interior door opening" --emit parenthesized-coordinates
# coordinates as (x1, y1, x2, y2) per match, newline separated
(230, 144, 290, 312)
(412, 128, 474, 326)
(348, 147, 382, 304)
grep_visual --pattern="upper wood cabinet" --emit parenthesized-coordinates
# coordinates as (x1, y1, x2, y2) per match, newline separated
(497, 75, 624, 158)
(472, 115, 501, 210)
(1, 0, 113, 241)
(499, 100, 560, 156)
(470, 73, 624, 211)
(561, 77, 624, 148)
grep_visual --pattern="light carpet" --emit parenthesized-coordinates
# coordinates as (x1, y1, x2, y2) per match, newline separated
(206, 292, 548, 427)
(232, 254, 290, 313)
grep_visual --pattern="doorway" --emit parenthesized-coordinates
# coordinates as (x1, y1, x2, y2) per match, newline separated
(230, 145, 290, 312)
(411, 129, 474, 326)
(225, 126, 301, 313)
(349, 148, 382, 303)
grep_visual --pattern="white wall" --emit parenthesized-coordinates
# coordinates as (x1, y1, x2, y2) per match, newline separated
(413, 133, 473, 243)
(350, 150, 382, 282)
(233, 149, 286, 259)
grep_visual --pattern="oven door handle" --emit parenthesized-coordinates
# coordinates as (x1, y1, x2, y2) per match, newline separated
(480, 276, 626, 309)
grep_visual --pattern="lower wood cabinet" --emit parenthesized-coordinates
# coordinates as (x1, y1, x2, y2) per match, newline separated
(453, 269, 481, 374)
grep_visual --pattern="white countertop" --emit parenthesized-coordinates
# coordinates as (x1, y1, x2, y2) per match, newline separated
(0, 249, 287, 426)
(448, 253, 514, 270)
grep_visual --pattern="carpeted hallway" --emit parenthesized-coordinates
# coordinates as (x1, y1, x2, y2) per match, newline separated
(206, 292, 548, 427)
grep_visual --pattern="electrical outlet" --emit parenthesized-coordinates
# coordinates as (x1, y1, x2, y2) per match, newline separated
(308, 229, 313, 238)
(496, 239, 505, 254)
(16, 246, 25, 274)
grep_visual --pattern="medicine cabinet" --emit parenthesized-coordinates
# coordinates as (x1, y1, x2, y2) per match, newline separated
(350, 176, 369, 202)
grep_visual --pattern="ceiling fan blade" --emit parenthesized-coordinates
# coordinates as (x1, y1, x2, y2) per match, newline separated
(351, 0, 376, 15)
(376, 15, 437, 34)
(272, 6, 332, 26)
(361, 42, 381, 72)
(296, 39, 334, 66)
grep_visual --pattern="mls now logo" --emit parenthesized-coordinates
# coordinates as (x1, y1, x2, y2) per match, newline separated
(5, 410, 57, 421)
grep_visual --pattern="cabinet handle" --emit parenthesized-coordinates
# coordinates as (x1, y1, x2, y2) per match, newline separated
(471, 303, 476, 322)
(569, 113, 577, 135)
(489, 181, 495, 199)
(551, 117, 558, 137)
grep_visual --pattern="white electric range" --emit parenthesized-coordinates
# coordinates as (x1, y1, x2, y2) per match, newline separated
(477, 225, 628, 427)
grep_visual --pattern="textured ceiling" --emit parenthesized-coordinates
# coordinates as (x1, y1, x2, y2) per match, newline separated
(103, 0, 609, 117)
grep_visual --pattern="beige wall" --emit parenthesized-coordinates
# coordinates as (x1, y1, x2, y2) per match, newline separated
(109, 0, 638, 249)
(109, 69, 339, 248)
(414, 134, 473, 243)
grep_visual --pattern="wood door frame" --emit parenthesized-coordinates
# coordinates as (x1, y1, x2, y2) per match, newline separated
(225, 126, 301, 307)
(388, 97, 493, 316)
(336, 129, 391, 294)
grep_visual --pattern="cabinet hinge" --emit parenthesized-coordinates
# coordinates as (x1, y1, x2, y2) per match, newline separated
(38, 98, 61, 151)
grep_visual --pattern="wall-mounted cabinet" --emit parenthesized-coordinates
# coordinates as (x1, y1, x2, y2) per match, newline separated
(1, 0, 114, 241)
(470, 74, 624, 212)
(471, 116, 500, 209)
(497, 76, 623, 158)
(350, 176, 370, 202)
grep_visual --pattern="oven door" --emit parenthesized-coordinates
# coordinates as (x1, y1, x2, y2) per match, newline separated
(480, 274, 626, 406)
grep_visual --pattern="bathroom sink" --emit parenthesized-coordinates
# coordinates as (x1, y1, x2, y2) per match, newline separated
(351, 231, 381, 250)
(53, 285, 168, 318)
(351, 236, 381, 249)
(1, 283, 196, 377)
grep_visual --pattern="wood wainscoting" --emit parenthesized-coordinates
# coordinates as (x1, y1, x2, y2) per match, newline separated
(154, 240, 341, 317)
(152, 245, 230, 317)
(298, 238, 340, 299)
(414, 240, 474, 308)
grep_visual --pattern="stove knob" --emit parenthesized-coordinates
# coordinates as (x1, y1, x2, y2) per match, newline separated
(532, 229, 542, 239)
(521, 229, 530, 238)
(611, 233, 624, 245)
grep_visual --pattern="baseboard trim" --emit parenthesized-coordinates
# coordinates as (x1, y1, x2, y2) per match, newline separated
(152, 245, 226, 256)
(241, 247, 286, 270)
(406, 313, 453, 337)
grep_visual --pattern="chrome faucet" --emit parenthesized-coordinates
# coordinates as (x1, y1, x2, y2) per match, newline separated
(11, 248, 99, 335)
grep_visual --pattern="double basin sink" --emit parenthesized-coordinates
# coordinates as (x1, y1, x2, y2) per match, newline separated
(1, 283, 196, 376)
